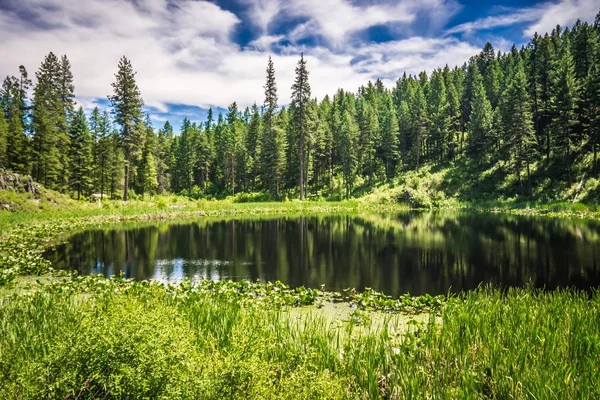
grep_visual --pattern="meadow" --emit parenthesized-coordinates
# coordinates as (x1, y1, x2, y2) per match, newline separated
(0, 197, 599, 398)
(1, 275, 598, 399)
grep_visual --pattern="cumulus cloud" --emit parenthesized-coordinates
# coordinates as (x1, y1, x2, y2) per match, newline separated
(245, 0, 461, 46)
(1, 0, 593, 123)
(0, 0, 475, 114)
(524, 0, 599, 36)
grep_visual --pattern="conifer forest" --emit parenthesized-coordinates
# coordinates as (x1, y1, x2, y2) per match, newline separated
(2, 14, 600, 202)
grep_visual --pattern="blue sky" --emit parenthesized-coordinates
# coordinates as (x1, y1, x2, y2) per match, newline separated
(0, 0, 597, 130)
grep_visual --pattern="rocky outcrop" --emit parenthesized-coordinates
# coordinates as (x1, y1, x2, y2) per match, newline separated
(0, 169, 41, 198)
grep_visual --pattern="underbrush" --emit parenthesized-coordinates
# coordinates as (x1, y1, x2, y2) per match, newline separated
(0, 278, 598, 398)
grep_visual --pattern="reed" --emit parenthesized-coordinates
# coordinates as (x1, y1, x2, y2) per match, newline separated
(1, 278, 598, 399)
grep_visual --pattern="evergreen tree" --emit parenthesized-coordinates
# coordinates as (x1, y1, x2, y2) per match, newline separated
(468, 66, 494, 166)
(89, 107, 112, 200)
(380, 97, 399, 180)
(57, 55, 75, 189)
(444, 66, 461, 160)
(223, 103, 245, 194)
(0, 110, 7, 168)
(2, 71, 31, 174)
(428, 70, 450, 164)
(551, 36, 579, 184)
(501, 57, 537, 194)
(261, 56, 286, 196)
(290, 53, 312, 200)
(316, 96, 333, 187)
(138, 124, 158, 197)
(409, 84, 428, 170)
(32, 53, 60, 187)
(357, 97, 379, 183)
(108, 131, 125, 199)
(460, 61, 478, 154)
(246, 103, 261, 190)
(68, 107, 93, 199)
(339, 109, 359, 197)
(586, 31, 600, 173)
(173, 118, 195, 193)
(108, 56, 144, 201)
(156, 121, 172, 193)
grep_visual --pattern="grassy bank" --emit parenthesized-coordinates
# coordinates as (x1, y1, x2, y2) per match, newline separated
(1, 196, 600, 397)
(1, 276, 598, 399)
(2, 195, 600, 286)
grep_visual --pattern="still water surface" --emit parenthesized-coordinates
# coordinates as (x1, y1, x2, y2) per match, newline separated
(44, 212, 600, 296)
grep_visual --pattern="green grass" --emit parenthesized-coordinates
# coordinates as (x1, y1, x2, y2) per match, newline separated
(2, 185, 600, 397)
(0, 278, 598, 399)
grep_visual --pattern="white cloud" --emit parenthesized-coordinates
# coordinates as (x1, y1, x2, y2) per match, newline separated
(446, 0, 598, 38)
(245, 0, 461, 46)
(0, 0, 478, 114)
(241, 0, 282, 33)
(446, 8, 542, 35)
(524, 0, 598, 36)
(7, 0, 589, 121)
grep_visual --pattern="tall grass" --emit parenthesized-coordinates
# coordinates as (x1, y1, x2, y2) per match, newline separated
(1, 280, 598, 399)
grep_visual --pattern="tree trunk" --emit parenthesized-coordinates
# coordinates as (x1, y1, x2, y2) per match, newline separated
(299, 126, 305, 201)
(100, 158, 105, 201)
(545, 130, 550, 165)
(527, 161, 532, 197)
(594, 130, 597, 176)
(123, 147, 130, 201)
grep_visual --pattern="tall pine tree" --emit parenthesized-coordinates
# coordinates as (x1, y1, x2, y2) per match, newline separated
(108, 56, 144, 201)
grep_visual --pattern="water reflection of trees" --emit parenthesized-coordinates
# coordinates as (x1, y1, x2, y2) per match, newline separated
(45, 212, 600, 296)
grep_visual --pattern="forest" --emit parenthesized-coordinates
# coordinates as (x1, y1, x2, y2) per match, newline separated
(1, 13, 600, 202)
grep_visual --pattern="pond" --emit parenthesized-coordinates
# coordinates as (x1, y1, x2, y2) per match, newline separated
(44, 211, 600, 296)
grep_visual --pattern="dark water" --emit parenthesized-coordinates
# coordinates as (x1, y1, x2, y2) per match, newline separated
(44, 212, 600, 296)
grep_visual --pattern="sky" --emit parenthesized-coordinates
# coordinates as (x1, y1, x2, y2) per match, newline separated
(0, 0, 598, 130)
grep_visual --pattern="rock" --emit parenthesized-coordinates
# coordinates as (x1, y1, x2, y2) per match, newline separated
(0, 203, 10, 211)
(0, 169, 42, 198)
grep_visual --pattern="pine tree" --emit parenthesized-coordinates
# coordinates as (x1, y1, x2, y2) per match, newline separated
(90, 109, 112, 199)
(138, 125, 158, 197)
(2, 71, 31, 174)
(444, 66, 461, 160)
(173, 118, 195, 193)
(57, 55, 75, 190)
(468, 66, 494, 166)
(290, 53, 312, 200)
(501, 57, 537, 194)
(7, 108, 28, 174)
(261, 56, 286, 196)
(316, 96, 333, 187)
(224, 103, 245, 194)
(339, 109, 359, 197)
(357, 97, 379, 183)
(551, 37, 579, 184)
(108, 56, 144, 201)
(246, 103, 261, 190)
(460, 61, 478, 155)
(484, 57, 503, 109)
(68, 107, 93, 199)
(0, 110, 7, 168)
(428, 70, 450, 164)
(108, 131, 125, 199)
(381, 97, 399, 180)
(586, 31, 600, 174)
(32, 53, 64, 188)
(410, 84, 428, 170)
(156, 121, 172, 193)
